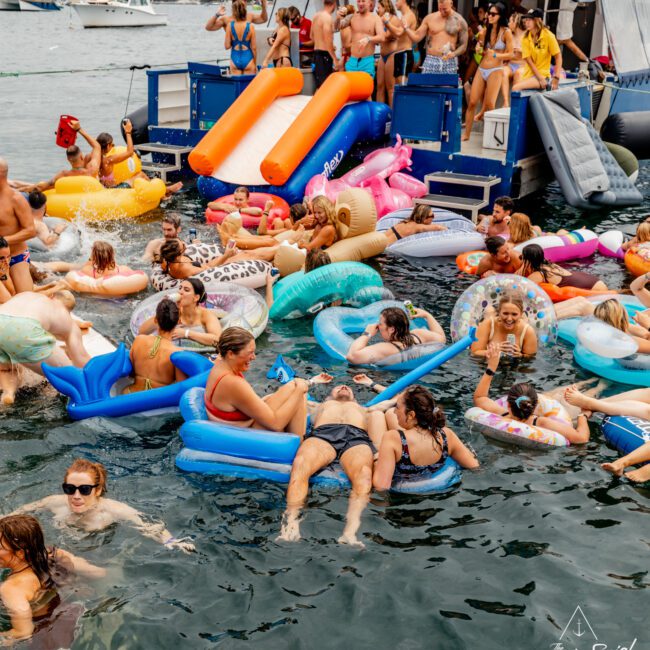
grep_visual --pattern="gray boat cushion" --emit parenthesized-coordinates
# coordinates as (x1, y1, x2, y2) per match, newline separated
(542, 91, 610, 198)
(585, 121, 643, 206)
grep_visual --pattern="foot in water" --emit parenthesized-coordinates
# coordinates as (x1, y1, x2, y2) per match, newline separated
(164, 181, 183, 197)
(337, 533, 365, 549)
(277, 516, 301, 542)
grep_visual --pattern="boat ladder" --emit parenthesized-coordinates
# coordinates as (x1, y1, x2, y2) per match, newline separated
(135, 143, 193, 183)
(416, 172, 501, 223)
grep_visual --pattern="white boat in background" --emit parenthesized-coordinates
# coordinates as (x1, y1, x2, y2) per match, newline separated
(18, 0, 61, 9)
(71, 0, 167, 27)
(0, 0, 20, 9)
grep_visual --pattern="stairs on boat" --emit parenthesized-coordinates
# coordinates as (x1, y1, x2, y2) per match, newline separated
(416, 172, 501, 223)
(135, 143, 193, 182)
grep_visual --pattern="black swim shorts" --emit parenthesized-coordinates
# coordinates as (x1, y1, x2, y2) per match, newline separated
(307, 423, 375, 460)
(393, 49, 414, 79)
(313, 50, 334, 89)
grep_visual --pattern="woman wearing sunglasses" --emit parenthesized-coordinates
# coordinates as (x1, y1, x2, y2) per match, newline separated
(8, 459, 194, 553)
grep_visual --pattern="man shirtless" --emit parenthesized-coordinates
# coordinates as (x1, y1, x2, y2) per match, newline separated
(338, 0, 385, 78)
(475, 236, 522, 278)
(279, 384, 388, 546)
(205, 0, 267, 34)
(27, 190, 69, 251)
(142, 214, 182, 262)
(390, 0, 417, 84)
(476, 196, 514, 238)
(403, 0, 468, 74)
(31, 121, 102, 192)
(207, 186, 271, 218)
(311, 0, 339, 88)
(0, 158, 36, 294)
(0, 291, 91, 404)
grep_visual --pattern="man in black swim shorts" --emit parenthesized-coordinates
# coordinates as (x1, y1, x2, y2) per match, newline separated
(278, 384, 385, 547)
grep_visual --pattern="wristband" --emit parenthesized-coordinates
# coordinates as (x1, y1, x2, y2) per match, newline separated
(185, 329, 190, 339)
(263, 211, 269, 215)
(484, 368, 496, 376)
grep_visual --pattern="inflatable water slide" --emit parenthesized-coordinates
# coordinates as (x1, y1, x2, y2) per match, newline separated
(191, 69, 390, 205)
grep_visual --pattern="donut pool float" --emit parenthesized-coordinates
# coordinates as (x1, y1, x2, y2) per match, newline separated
(456, 250, 487, 275)
(66, 267, 148, 296)
(465, 395, 571, 449)
(205, 193, 290, 228)
(450, 274, 557, 345)
(624, 245, 650, 277)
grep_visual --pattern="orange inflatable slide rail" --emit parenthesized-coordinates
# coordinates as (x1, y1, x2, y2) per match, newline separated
(261, 71, 374, 186)
(188, 68, 304, 177)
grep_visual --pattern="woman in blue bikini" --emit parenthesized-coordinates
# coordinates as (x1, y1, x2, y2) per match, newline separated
(463, 2, 513, 142)
(225, 0, 257, 76)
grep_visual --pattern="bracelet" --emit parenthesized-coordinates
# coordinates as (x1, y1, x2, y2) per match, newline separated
(484, 368, 495, 376)
(263, 211, 269, 215)
(553, 75, 560, 80)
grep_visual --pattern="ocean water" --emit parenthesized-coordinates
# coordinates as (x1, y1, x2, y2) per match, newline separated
(0, 6, 649, 649)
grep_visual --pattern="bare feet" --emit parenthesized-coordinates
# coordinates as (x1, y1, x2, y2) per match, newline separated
(626, 465, 650, 482)
(474, 112, 484, 122)
(461, 134, 470, 142)
(564, 385, 591, 410)
(338, 533, 365, 549)
(165, 181, 183, 197)
(277, 517, 301, 542)
(2, 392, 15, 406)
(601, 460, 625, 477)
(217, 224, 231, 247)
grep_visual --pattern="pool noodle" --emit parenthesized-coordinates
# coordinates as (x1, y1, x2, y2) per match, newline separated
(365, 328, 476, 407)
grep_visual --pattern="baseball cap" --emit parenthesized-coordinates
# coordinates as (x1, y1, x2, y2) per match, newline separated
(525, 8, 543, 18)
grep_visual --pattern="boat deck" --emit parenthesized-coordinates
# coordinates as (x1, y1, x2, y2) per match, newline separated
(410, 132, 506, 162)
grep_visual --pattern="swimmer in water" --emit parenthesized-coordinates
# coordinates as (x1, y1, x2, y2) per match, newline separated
(0, 513, 105, 644)
(8, 458, 194, 553)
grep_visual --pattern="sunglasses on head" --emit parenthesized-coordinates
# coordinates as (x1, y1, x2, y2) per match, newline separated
(62, 483, 98, 496)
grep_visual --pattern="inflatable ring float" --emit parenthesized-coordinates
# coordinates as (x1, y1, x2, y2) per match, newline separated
(66, 267, 148, 296)
(539, 283, 615, 303)
(129, 285, 269, 350)
(465, 395, 571, 449)
(601, 415, 650, 456)
(557, 295, 650, 385)
(313, 300, 445, 371)
(450, 274, 557, 345)
(456, 250, 487, 275)
(624, 245, 650, 277)
(108, 146, 142, 185)
(269, 261, 389, 320)
(27, 217, 80, 261)
(176, 387, 462, 494)
(205, 193, 290, 228)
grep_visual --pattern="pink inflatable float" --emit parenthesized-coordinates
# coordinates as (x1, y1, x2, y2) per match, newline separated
(340, 136, 412, 187)
(388, 172, 427, 198)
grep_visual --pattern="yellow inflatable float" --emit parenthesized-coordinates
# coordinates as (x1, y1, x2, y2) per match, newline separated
(274, 188, 387, 276)
(44, 176, 165, 221)
(109, 146, 142, 185)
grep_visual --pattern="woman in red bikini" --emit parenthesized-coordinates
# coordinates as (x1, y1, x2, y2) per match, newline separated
(204, 327, 309, 437)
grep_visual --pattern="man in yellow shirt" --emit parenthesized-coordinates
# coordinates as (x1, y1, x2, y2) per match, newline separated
(512, 8, 563, 91)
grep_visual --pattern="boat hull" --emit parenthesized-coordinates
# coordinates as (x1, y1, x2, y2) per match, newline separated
(19, 0, 61, 9)
(72, 3, 167, 26)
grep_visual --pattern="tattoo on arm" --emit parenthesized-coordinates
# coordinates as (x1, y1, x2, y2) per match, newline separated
(452, 15, 468, 57)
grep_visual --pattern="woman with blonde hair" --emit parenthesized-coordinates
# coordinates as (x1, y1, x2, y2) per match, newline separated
(512, 9, 563, 92)
(622, 222, 650, 252)
(299, 195, 338, 251)
(263, 7, 292, 68)
(592, 298, 650, 354)
(508, 212, 541, 245)
(9, 458, 194, 552)
(43, 240, 137, 281)
(501, 12, 526, 104)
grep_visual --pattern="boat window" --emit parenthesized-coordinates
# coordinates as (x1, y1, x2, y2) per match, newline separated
(601, 0, 650, 75)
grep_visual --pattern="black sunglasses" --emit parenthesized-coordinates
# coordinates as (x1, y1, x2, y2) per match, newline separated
(62, 483, 98, 496)
(488, 11, 499, 16)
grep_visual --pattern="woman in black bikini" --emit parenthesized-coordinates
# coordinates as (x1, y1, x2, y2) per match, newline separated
(518, 243, 609, 291)
(373, 385, 479, 490)
(346, 305, 445, 365)
(0, 514, 104, 644)
(382, 204, 447, 245)
(262, 8, 293, 68)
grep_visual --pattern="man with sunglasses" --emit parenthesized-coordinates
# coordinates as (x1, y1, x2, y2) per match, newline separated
(403, 0, 468, 74)
(288, 6, 314, 66)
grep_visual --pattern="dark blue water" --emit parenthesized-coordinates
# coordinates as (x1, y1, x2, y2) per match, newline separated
(1, 7, 649, 648)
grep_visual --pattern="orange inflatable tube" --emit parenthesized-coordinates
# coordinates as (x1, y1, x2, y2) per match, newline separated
(188, 68, 304, 177)
(539, 283, 617, 303)
(456, 250, 487, 275)
(260, 72, 374, 186)
(624, 248, 650, 277)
